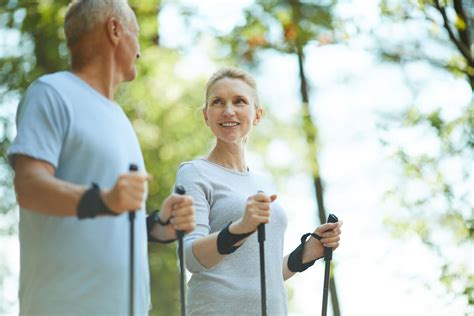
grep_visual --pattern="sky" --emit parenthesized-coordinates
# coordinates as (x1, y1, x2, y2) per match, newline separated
(1, 0, 472, 315)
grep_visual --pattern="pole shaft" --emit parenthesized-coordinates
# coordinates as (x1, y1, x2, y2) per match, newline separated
(175, 186, 187, 316)
(321, 259, 331, 316)
(128, 164, 138, 316)
(259, 241, 266, 316)
(258, 224, 266, 316)
(178, 231, 186, 316)
(321, 214, 338, 316)
(130, 213, 135, 316)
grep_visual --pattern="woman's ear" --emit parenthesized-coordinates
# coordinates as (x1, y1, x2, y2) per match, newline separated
(202, 107, 209, 126)
(253, 106, 263, 125)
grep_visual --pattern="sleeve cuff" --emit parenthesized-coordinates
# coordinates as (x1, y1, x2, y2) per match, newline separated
(184, 240, 211, 273)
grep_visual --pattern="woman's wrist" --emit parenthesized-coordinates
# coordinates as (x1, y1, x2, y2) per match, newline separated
(229, 219, 252, 234)
(302, 237, 323, 263)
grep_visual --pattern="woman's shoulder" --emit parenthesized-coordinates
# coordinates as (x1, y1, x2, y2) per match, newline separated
(177, 158, 208, 173)
(177, 158, 222, 181)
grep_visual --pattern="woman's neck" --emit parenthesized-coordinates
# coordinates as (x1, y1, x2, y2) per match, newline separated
(207, 142, 248, 172)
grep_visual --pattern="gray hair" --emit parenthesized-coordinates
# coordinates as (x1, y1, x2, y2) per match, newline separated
(205, 66, 261, 109)
(64, 0, 133, 47)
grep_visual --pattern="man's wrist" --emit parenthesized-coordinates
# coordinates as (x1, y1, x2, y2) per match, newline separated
(76, 183, 117, 219)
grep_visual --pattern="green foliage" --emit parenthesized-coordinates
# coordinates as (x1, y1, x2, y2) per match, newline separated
(378, 1, 473, 312)
(379, 0, 474, 88)
(380, 99, 473, 310)
(217, 0, 336, 62)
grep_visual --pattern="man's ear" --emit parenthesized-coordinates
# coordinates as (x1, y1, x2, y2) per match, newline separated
(106, 17, 122, 46)
(253, 106, 263, 125)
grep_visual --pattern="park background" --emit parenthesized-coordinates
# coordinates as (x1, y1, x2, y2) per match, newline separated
(0, 0, 472, 315)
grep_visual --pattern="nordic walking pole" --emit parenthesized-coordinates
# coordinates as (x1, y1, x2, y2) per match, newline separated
(128, 163, 138, 316)
(175, 185, 187, 316)
(258, 223, 266, 316)
(257, 191, 267, 316)
(321, 213, 338, 316)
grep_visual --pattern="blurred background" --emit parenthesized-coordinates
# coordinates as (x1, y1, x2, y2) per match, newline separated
(0, 0, 472, 315)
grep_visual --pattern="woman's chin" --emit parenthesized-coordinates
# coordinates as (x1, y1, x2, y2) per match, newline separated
(216, 135, 243, 144)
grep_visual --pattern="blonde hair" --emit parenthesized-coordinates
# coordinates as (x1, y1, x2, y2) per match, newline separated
(205, 67, 261, 109)
(64, 0, 133, 47)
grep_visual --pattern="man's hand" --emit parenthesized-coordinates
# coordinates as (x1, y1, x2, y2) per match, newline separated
(101, 172, 151, 214)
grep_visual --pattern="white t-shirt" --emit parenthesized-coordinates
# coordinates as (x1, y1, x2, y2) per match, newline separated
(8, 71, 150, 316)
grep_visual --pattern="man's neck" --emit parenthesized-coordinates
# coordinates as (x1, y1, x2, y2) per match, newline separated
(71, 58, 121, 100)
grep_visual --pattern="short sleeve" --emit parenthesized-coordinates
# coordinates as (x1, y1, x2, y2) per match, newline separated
(8, 81, 71, 169)
(176, 163, 213, 273)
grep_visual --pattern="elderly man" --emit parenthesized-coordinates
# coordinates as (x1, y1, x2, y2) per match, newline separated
(8, 0, 195, 315)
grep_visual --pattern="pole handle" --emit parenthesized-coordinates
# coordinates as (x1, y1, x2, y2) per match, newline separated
(175, 185, 185, 238)
(324, 214, 338, 260)
(128, 164, 138, 220)
(256, 190, 266, 243)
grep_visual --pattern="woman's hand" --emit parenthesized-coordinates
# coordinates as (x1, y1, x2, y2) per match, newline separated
(229, 192, 277, 234)
(303, 221, 343, 263)
(150, 194, 195, 241)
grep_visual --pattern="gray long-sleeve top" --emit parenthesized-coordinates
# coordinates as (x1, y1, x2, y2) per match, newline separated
(176, 159, 288, 315)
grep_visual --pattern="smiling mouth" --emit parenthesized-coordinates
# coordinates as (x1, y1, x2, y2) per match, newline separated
(219, 122, 240, 127)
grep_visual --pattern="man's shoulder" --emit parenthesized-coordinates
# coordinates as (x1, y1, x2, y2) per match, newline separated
(18, 72, 75, 111)
(35, 71, 71, 88)
(24, 71, 72, 97)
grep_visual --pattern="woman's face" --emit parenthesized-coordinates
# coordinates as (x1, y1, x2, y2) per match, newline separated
(204, 77, 262, 145)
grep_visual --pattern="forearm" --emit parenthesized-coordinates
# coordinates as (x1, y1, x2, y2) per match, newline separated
(191, 232, 225, 269)
(283, 239, 324, 281)
(15, 167, 85, 216)
(282, 255, 296, 281)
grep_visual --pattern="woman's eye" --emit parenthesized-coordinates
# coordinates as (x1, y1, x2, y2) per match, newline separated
(236, 98, 247, 105)
(212, 99, 223, 105)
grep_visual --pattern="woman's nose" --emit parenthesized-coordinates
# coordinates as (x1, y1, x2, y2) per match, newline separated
(223, 104, 236, 115)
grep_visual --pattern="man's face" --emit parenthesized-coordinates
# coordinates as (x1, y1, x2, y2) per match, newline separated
(117, 9, 141, 82)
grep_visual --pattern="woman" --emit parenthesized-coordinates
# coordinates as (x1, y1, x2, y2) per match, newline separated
(175, 67, 342, 315)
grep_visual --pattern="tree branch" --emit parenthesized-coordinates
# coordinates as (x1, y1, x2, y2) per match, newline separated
(453, 0, 471, 54)
(433, 0, 474, 66)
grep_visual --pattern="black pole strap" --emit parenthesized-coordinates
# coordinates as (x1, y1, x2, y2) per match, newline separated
(287, 232, 322, 273)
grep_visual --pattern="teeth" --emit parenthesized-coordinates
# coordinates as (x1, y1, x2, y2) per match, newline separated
(221, 122, 239, 127)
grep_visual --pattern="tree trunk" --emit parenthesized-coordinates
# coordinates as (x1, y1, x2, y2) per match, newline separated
(295, 34, 342, 316)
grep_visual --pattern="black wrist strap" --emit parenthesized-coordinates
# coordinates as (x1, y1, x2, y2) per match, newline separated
(77, 183, 116, 219)
(146, 210, 176, 244)
(287, 232, 322, 272)
(147, 209, 171, 226)
(217, 222, 254, 255)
